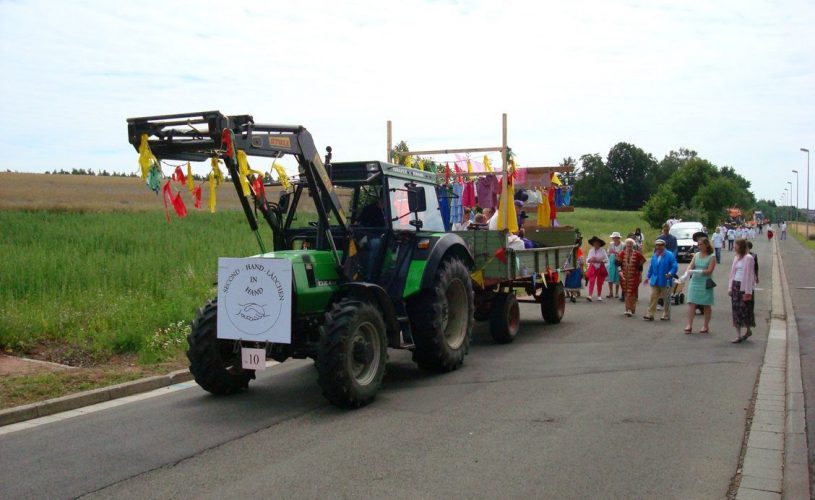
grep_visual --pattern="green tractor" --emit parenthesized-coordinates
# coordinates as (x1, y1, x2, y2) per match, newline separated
(127, 111, 475, 408)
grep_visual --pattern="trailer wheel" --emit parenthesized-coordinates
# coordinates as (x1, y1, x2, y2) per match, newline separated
(541, 282, 566, 324)
(490, 292, 520, 344)
(316, 298, 387, 408)
(187, 299, 255, 395)
(408, 258, 474, 372)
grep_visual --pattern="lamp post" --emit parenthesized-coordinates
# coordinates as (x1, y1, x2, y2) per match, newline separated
(802, 148, 810, 240)
(792, 169, 799, 222)
(787, 181, 793, 222)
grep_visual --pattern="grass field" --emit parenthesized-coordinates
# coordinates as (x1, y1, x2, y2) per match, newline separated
(557, 207, 655, 254)
(0, 173, 655, 367)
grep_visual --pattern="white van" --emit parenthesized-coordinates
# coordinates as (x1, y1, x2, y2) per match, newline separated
(669, 222, 705, 262)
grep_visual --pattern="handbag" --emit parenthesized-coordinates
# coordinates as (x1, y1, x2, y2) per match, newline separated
(705, 278, 717, 289)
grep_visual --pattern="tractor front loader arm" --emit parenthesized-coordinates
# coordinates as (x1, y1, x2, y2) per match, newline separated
(127, 111, 350, 264)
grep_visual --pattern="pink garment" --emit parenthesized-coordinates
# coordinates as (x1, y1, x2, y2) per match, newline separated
(461, 181, 476, 208)
(514, 168, 527, 184)
(728, 253, 756, 295)
(586, 264, 608, 297)
(475, 175, 499, 208)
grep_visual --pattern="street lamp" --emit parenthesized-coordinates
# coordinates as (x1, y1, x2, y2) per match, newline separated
(792, 169, 799, 222)
(802, 148, 810, 239)
(787, 181, 793, 222)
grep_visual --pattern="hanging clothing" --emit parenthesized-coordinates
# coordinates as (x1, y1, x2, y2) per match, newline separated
(436, 185, 451, 231)
(537, 189, 551, 227)
(475, 174, 500, 209)
(563, 186, 572, 206)
(555, 187, 564, 207)
(548, 188, 558, 221)
(461, 181, 476, 208)
(450, 183, 464, 223)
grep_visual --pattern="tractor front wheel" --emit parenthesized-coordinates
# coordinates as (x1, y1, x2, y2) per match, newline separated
(187, 299, 255, 395)
(316, 298, 387, 408)
(408, 258, 474, 372)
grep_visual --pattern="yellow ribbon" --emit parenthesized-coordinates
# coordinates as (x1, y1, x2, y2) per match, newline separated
(236, 150, 264, 196)
(138, 134, 158, 180)
(467, 159, 473, 174)
(211, 157, 224, 185)
(186, 162, 194, 193)
(208, 171, 217, 213)
(272, 162, 291, 190)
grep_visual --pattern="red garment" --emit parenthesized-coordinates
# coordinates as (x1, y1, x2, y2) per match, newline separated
(461, 181, 476, 208)
(548, 187, 557, 220)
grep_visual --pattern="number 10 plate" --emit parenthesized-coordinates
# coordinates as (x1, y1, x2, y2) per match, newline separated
(241, 347, 267, 371)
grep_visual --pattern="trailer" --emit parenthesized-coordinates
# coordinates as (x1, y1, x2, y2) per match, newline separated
(388, 114, 576, 343)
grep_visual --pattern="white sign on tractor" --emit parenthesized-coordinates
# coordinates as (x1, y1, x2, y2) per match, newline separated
(216, 258, 292, 344)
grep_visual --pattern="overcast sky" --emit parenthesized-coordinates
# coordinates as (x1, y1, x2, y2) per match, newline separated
(1, 0, 813, 204)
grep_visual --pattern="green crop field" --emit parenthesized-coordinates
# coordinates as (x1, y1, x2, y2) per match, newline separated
(0, 174, 657, 366)
(0, 210, 273, 363)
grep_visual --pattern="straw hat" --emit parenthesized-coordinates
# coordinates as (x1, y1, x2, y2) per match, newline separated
(609, 231, 622, 239)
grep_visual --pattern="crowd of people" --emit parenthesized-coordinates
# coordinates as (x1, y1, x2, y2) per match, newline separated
(564, 221, 764, 344)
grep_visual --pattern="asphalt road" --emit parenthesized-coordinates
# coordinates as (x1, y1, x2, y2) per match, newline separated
(1, 239, 773, 499)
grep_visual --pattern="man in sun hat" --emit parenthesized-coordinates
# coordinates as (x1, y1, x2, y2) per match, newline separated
(642, 238, 678, 321)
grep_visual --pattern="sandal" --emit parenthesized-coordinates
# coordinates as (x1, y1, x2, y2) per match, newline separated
(699, 328, 709, 334)
(683, 327, 692, 334)
(744, 330, 752, 339)
(731, 336, 745, 343)
(642, 316, 654, 321)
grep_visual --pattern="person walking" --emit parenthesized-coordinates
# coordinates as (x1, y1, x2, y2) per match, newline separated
(606, 232, 624, 299)
(711, 228, 724, 264)
(780, 221, 787, 240)
(633, 228, 644, 249)
(564, 236, 584, 303)
(728, 239, 757, 343)
(643, 238, 678, 321)
(660, 224, 678, 257)
(585, 236, 609, 301)
(727, 226, 736, 251)
(683, 236, 716, 334)
(619, 237, 646, 317)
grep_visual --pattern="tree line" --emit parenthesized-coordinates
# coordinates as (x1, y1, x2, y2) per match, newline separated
(564, 144, 760, 229)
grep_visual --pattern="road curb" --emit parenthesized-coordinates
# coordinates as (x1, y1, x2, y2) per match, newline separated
(735, 238, 811, 499)
(0, 369, 193, 427)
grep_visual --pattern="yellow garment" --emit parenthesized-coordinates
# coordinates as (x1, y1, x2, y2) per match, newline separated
(418, 159, 425, 171)
(138, 134, 158, 179)
(496, 160, 519, 232)
(186, 163, 194, 193)
(272, 162, 290, 190)
(470, 270, 484, 288)
(537, 190, 551, 227)
(551, 172, 563, 186)
(404, 155, 414, 168)
(467, 159, 473, 174)
(483, 155, 493, 172)
(208, 171, 217, 213)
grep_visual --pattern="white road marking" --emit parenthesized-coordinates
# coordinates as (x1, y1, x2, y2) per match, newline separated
(0, 361, 278, 437)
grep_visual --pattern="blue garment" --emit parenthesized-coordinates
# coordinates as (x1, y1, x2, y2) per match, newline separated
(450, 183, 463, 223)
(563, 186, 571, 206)
(646, 250, 678, 287)
(555, 187, 563, 207)
(436, 185, 451, 230)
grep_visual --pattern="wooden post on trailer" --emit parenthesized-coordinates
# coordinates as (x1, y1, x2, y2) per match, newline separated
(387, 120, 392, 162)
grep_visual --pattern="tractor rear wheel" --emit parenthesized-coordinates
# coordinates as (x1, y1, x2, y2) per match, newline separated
(489, 292, 520, 344)
(187, 299, 254, 395)
(316, 298, 387, 408)
(540, 282, 566, 324)
(408, 258, 474, 372)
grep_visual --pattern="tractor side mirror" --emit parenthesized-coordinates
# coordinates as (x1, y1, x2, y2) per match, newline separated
(278, 191, 290, 213)
(405, 183, 426, 213)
